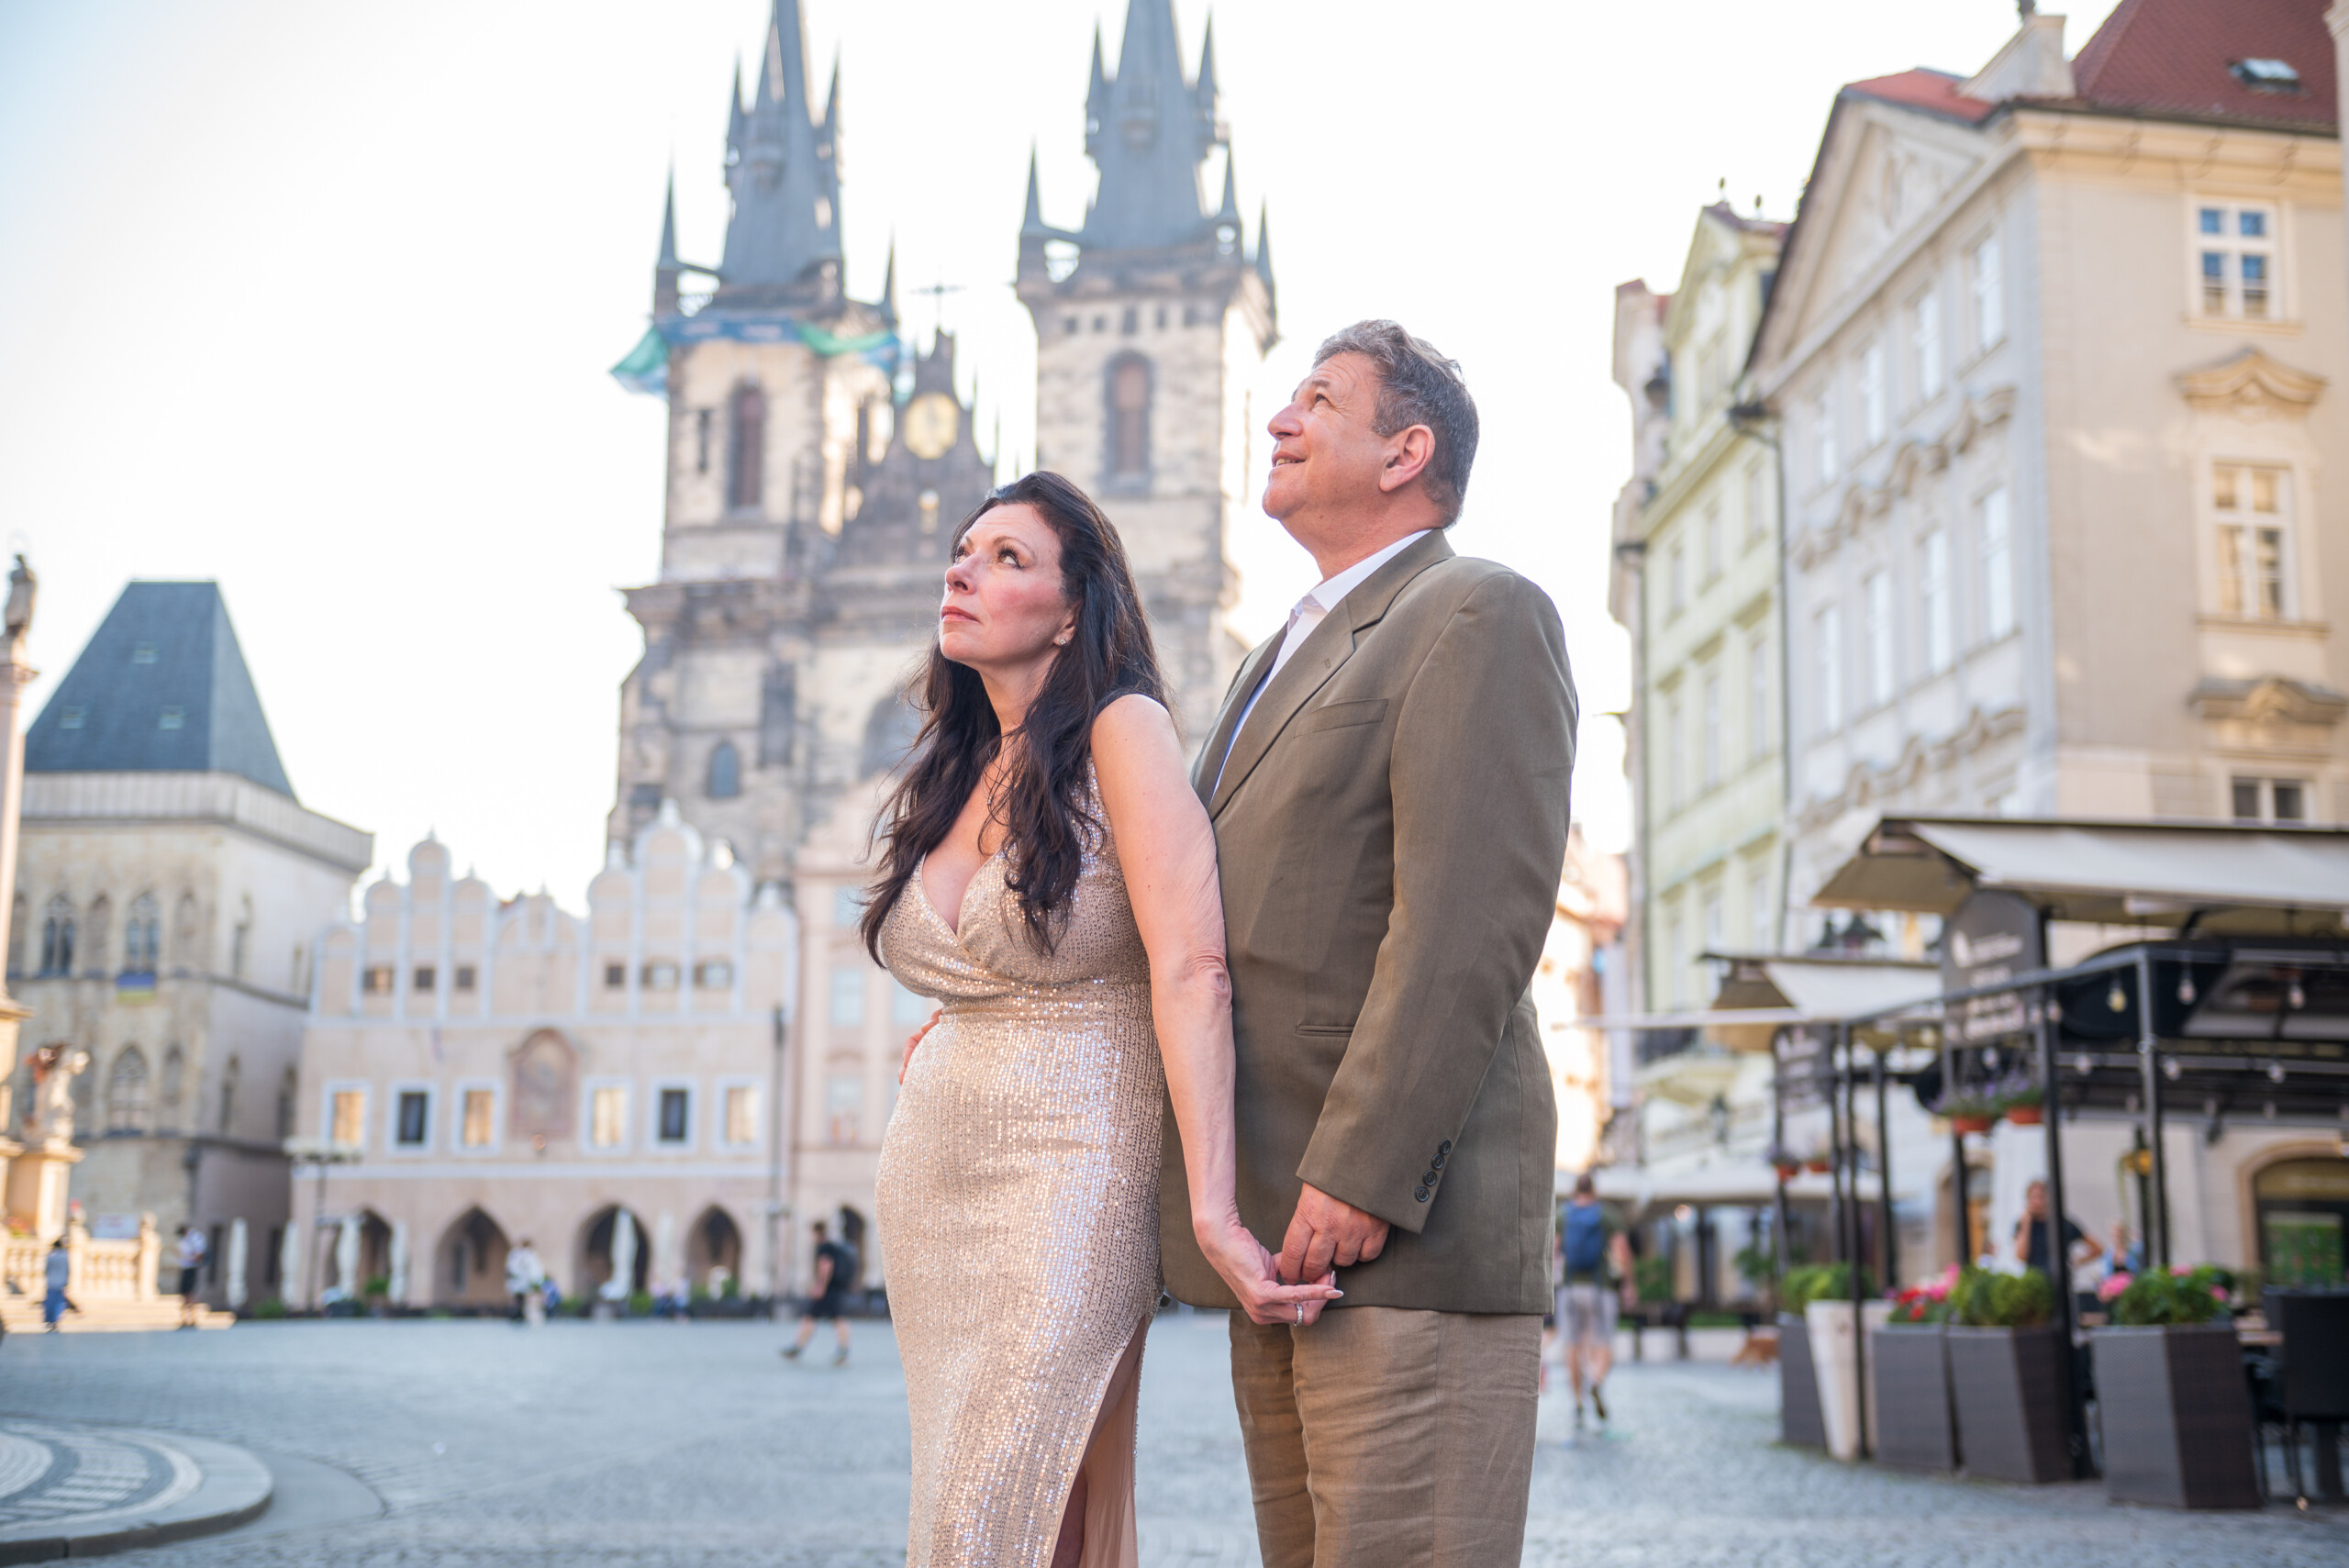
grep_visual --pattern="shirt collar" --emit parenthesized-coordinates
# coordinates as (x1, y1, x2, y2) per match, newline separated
(1304, 529, 1434, 617)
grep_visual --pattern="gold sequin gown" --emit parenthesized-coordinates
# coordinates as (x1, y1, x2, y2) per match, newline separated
(876, 790, 1163, 1568)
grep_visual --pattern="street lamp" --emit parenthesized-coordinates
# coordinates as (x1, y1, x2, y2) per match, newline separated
(283, 1136, 361, 1312)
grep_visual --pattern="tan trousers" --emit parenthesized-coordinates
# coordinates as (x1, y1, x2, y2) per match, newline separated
(1228, 1307, 1542, 1568)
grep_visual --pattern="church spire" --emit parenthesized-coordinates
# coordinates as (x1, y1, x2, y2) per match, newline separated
(653, 166, 681, 315)
(1020, 144, 1047, 237)
(1079, 0, 1224, 253)
(718, 0, 842, 304)
(880, 234, 898, 325)
(1253, 199, 1275, 291)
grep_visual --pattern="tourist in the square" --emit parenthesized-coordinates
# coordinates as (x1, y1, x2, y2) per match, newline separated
(173, 1224, 206, 1329)
(2013, 1177, 2103, 1278)
(1157, 321, 1575, 1567)
(506, 1238, 545, 1327)
(43, 1237, 72, 1332)
(1559, 1173, 1631, 1431)
(872, 469, 1330, 1566)
(780, 1219, 854, 1367)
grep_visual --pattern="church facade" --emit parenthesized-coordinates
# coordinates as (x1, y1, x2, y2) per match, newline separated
(288, 0, 1276, 1306)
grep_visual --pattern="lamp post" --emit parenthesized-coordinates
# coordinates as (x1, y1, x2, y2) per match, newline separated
(283, 1137, 360, 1311)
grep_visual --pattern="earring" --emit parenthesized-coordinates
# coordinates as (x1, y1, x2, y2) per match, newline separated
(1056, 632, 1072, 646)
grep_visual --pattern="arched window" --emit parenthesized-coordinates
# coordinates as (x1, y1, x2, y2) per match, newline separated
(706, 740, 740, 800)
(39, 895, 73, 976)
(727, 383, 766, 511)
(1107, 354, 1152, 482)
(124, 894, 161, 976)
(106, 1047, 150, 1133)
(160, 1045, 184, 1113)
(174, 892, 200, 965)
(277, 1065, 298, 1140)
(218, 1054, 240, 1134)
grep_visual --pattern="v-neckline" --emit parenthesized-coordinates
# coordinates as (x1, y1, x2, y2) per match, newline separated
(918, 848, 999, 941)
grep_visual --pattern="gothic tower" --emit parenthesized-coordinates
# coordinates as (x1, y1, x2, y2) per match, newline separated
(607, 0, 922, 886)
(1018, 0, 1277, 743)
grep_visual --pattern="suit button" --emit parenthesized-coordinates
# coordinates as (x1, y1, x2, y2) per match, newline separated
(1431, 1152, 1446, 1170)
(1439, 1140, 1453, 1155)
(1422, 1170, 1440, 1186)
(1414, 1185, 1431, 1203)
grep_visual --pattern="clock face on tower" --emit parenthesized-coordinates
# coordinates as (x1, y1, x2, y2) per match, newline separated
(902, 393, 960, 461)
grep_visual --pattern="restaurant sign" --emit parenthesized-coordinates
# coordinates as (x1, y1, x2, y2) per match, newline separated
(1941, 889, 2043, 1043)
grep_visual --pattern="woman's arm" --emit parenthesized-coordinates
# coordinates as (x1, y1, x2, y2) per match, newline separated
(1092, 695, 1341, 1327)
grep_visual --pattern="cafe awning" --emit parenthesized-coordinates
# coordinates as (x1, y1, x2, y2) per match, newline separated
(1814, 817, 2349, 924)
(1704, 953, 1942, 1050)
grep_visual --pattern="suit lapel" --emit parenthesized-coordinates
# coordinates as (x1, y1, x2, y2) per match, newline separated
(1208, 531, 1454, 820)
(1193, 632, 1283, 805)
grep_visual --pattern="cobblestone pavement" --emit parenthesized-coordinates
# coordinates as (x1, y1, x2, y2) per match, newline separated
(1, 1313, 2342, 1565)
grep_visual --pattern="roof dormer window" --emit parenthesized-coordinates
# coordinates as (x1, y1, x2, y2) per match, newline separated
(158, 707, 185, 730)
(60, 706, 85, 729)
(132, 644, 157, 664)
(2230, 59, 2300, 94)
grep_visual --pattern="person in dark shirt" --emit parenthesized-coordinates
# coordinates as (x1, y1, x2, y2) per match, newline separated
(2011, 1178, 2102, 1278)
(782, 1219, 855, 1366)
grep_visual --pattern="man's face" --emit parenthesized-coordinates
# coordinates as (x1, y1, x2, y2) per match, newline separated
(2025, 1183, 2048, 1218)
(1263, 352, 1392, 526)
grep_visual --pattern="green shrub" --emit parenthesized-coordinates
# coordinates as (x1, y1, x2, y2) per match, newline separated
(1949, 1265, 2053, 1328)
(361, 1273, 390, 1300)
(627, 1290, 654, 1317)
(1783, 1262, 1876, 1315)
(2107, 1264, 2230, 1327)
(251, 1296, 288, 1320)
(1633, 1256, 1673, 1306)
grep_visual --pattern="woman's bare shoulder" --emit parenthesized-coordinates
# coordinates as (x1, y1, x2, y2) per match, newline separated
(1090, 692, 1177, 754)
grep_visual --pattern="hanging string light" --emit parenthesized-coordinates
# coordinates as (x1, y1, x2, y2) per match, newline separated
(2176, 970, 2196, 1006)
(2107, 977, 2128, 1013)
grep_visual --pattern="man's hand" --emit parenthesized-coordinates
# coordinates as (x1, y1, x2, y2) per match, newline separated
(1276, 1182, 1390, 1290)
(898, 1009, 941, 1084)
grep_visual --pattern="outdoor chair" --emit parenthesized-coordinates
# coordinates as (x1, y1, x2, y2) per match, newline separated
(2253, 1290, 2349, 1509)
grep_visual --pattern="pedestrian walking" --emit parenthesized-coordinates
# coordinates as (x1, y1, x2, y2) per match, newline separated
(1558, 1173, 1631, 1431)
(507, 1239, 546, 1327)
(43, 1238, 72, 1332)
(781, 1219, 853, 1366)
(173, 1225, 206, 1329)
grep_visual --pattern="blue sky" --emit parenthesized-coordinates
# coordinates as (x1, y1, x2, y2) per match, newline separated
(0, 0, 2121, 905)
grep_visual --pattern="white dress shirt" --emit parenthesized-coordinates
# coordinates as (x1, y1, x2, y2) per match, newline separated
(1211, 530, 1432, 795)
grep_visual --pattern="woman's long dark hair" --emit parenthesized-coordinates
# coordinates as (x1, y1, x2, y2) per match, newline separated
(862, 471, 1166, 959)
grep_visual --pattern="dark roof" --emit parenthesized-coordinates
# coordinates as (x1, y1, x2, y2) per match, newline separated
(1844, 68, 1997, 125)
(714, 0, 843, 305)
(1079, 0, 1224, 252)
(26, 581, 295, 797)
(2073, 0, 2337, 132)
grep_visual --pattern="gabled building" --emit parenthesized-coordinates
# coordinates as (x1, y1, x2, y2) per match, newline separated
(1752, 0, 2347, 934)
(13, 581, 371, 1311)
(1611, 204, 1788, 1023)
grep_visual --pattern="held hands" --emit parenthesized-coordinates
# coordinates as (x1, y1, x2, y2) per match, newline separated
(898, 1009, 942, 1084)
(1195, 1208, 1342, 1327)
(1276, 1182, 1390, 1305)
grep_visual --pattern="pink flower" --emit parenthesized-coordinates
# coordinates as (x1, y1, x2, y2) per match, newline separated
(2210, 1286, 2230, 1303)
(2097, 1273, 2132, 1303)
(2170, 1264, 2190, 1277)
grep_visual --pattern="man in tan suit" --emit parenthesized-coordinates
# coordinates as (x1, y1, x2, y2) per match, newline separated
(1160, 320, 1576, 1565)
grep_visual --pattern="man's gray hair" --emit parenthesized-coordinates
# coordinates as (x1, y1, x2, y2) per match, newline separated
(1312, 319, 1479, 526)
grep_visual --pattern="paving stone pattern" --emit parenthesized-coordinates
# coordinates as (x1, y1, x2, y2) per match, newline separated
(1, 1312, 2342, 1565)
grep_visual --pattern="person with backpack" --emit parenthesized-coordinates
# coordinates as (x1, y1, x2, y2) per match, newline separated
(1557, 1173, 1630, 1431)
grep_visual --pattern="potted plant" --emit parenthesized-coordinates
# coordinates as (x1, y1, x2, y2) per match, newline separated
(1932, 1087, 2002, 1137)
(1994, 1073, 2045, 1128)
(2093, 1265, 2259, 1509)
(1797, 1262, 1885, 1461)
(1873, 1266, 1960, 1473)
(1766, 1143, 1802, 1184)
(1776, 1263, 1836, 1448)
(1946, 1266, 2070, 1483)
(1804, 1147, 1833, 1174)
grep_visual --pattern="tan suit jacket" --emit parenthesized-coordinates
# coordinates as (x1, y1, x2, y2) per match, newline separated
(1159, 531, 1576, 1316)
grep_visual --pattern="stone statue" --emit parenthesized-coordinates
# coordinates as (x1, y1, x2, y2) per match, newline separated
(28, 1043, 90, 1142)
(5, 555, 34, 644)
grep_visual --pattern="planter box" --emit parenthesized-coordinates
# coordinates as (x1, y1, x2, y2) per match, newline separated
(1871, 1324, 1958, 1473)
(1948, 1325, 2070, 1484)
(1778, 1312, 1826, 1449)
(1807, 1299, 1894, 1460)
(2093, 1324, 2261, 1509)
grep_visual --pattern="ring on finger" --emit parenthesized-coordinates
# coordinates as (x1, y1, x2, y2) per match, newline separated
(1295, 1303, 1303, 1324)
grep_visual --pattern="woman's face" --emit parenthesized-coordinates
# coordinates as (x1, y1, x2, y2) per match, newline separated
(939, 503, 1077, 678)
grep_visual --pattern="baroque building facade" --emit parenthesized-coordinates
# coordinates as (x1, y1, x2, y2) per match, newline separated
(13, 582, 372, 1311)
(1754, 3, 2348, 926)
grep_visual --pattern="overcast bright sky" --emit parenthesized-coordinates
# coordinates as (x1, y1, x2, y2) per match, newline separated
(0, 0, 2122, 908)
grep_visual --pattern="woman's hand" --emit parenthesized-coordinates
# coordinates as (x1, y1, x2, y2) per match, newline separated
(1196, 1211, 1342, 1328)
(898, 1009, 941, 1084)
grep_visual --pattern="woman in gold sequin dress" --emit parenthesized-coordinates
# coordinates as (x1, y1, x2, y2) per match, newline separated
(865, 473, 1338, 1568)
